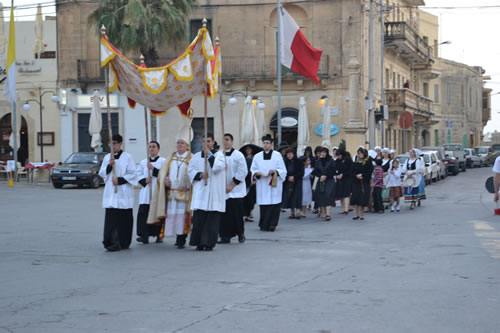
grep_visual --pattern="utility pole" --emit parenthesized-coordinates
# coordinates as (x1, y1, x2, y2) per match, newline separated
(367, 0, 376, 148)
(380, 0, 386, 147)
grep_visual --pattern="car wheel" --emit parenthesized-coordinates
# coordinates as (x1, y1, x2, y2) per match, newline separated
(91, 176, 101, 189)
(53, 183, 63, 189)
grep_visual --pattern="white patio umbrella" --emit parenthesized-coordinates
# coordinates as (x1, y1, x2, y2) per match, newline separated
(255, 102, 266, 142)
(89, 90, 102, 150)
(297, 96, 309, 157)
(321, 97, 331, 148)
(33, 4, 45, 57)
(0, 4, 7, 57)
(241, 96, 259, 145)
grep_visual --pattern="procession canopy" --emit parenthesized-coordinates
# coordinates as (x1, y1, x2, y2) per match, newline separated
(100, 24, 220, 117)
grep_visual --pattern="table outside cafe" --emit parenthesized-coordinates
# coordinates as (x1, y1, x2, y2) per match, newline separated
(24, 162, 55, 183)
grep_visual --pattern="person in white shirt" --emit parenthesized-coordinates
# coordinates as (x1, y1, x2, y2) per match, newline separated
(387, 159, 402, 212)
(98, 134, 137, 252)
(188, 134, 226, 251)
(250, 134, 287, 231)
(402, 148, 425, 210)
(136, 141, 166, 244)
(492, 156, 500, 202)
(218, 133, 248, 244)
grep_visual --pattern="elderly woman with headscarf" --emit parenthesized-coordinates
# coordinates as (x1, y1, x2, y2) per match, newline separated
(351, 148, 373, 220)
(282, 148, 304, 219)
(402, 148, 426, 209)
(334, 149, 353, 214)
(313, 146, 336, 221)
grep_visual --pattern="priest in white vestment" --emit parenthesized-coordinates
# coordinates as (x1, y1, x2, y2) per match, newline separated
(250, 134, 287, 231)
(135, 141, 166, 244)
(98, 134, 137, 251)
(218, 133, 248, 244)
(188, 134, 226, 251)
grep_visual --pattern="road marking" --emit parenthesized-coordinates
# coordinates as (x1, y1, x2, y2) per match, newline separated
(470, 220, 500, 259)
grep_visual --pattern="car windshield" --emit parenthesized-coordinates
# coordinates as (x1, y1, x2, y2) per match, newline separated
(492, 145, 500, 151)
(423, 154, 430, 163)
(65, 153, 99, 164)
(444, 144, 463, 151)
(476, 148, 488, 154)
(445, 151, 454, 158)
(397, 156, 409, 164)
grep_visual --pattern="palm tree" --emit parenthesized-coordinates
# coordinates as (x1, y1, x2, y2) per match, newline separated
(88, 0, 196, 67)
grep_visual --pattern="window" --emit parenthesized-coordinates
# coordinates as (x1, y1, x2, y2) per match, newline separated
(423, 36, 429, 45)
(385, 68, 390, 88)
(190, 19, 212, 41)
(191, 117, 214, 154)
(433, 40, 438, 57)
(469, 87, 472, 107)
(461, 85, 464, 106)
(434, 84, 439, 103)
(423, 83, 429, 98)
(447, 129, 451, 144)
(434, 129, 438, 146)
(393, 72, 396, 88)
(397, 74, 401, 88)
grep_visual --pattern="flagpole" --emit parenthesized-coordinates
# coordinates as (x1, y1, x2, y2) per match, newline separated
(140, 55, 153, 200)
(202, 19, 208, 186)
(276, 0, 282, 145)
(9, 1, 18, 180)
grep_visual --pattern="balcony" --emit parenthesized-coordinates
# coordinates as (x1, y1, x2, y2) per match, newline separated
(385, 88, 434, 119)
(384, 22, 434, 67)
(221, 54, 329, 80)
(78, 54, 330, 84)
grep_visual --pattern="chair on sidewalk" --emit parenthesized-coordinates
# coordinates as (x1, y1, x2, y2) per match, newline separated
(0, 166, 8, 180)
(16, 162, 28, 182)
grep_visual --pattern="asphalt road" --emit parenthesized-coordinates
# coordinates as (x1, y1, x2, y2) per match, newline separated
(0, 167, 499, 333)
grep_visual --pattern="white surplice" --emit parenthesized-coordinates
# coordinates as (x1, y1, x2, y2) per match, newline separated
(189, 150, 226, 212)
(137, 156, 167, 205)
(225, 149, 248, 199)
(99, 151, 137, 209)
(164, 151, 191, 236)
(250, 150, 287, 205)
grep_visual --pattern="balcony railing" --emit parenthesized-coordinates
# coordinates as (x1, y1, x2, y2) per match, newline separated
(385, 88, 433, 118)
(384, 22, 433, 65)
(77, 54, 330, 83)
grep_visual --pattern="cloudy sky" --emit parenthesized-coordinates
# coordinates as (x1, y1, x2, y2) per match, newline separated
(2, 0, 499, 134)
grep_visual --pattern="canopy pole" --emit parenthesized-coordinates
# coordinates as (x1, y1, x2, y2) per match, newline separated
(202, 19, 208, 186)
(140, 55, 153, 200)
(102, 25, 117, 193)
(215, 36, 227, 185)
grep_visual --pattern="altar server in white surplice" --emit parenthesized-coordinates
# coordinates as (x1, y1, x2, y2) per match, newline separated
(99, 134, 137, 252)
(250, 134, 287, 232)
(188, 134, 226, 251)
(218, 133, 248, 244)
(135, 141, 166, 245)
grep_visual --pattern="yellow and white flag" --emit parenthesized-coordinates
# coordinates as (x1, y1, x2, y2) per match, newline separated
(3, 5, 15, 106)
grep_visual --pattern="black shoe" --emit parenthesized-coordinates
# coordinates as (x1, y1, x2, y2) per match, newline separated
(352, 216, 360, 220)
(105, 244, 120, 252)
(217, 238, 230, 244)
(204, 246, 213, 251)
(268, 226, 276, 232)
(195, 246, 205, 251)
(176, 244, 185, 249)
(136, 237, 149, 244)
(238, 234, 246, 243)
(155, 237, 163, 243)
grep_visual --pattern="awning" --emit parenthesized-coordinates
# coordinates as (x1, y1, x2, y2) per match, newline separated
(270, 108, 298, 131)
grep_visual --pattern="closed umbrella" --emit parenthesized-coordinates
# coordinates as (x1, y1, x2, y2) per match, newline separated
(89, 90, 102, 150)
(255, 102, 265, 142)
(321, 97, 330, 148)
(33, 4, 45, 57)
(297, 96, 309, 157)
(241, 96, 258, 145)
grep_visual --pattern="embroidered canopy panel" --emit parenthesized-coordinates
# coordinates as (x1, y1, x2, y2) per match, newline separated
(100, 27, 221, 117)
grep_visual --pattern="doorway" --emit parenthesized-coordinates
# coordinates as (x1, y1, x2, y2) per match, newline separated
(270, 108, 299, 148)
(0, 113, 28, 164)
(78, 113, 119, 152)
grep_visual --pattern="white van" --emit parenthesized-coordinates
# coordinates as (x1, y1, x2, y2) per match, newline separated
(443, 144, 466, 172)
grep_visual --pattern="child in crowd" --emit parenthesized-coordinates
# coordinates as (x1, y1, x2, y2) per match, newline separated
(371, 159, 385, 213)
(387, 159, 402, 212)
(301, 157, 314, 218)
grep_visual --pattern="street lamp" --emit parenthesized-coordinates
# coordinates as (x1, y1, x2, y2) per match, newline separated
(24, 87, 58, 162)
(438, 40, 452, 46)
(228, 92, 265, 109)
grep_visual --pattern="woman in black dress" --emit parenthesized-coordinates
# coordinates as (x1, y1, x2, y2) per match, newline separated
(282, 148, 304, 219)
(351, 148, 373, 220)
(334, 149, 353, 214)
(313, 147, 335, 221)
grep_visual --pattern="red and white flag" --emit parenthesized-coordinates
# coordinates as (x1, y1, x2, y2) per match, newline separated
(279, 5, 323, 84)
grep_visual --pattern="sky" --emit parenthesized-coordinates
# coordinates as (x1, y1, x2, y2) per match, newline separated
(1, 0, 499, 134)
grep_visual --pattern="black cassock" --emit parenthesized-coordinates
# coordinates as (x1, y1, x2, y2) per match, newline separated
(103, 208, 133, 250)
(282, 157, 304, 209)
(190, 211, 221, 248)
(219, 198, 245, 239)
(243, 156, 256, 217)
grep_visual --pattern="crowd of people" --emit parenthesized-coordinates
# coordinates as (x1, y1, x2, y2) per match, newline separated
(98, 131, 427, 252)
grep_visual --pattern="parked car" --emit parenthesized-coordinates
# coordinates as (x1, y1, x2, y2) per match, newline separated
(51, 152, 106, 189)
(421, 152, 439, 184)
(444, 150, 459, 175)
(421, 148, 447, 179)
(464, 148, 481, 168)
(491, 144, 500, 152)
(443, 143, 466, 172)
(474, 146, 497, 167)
